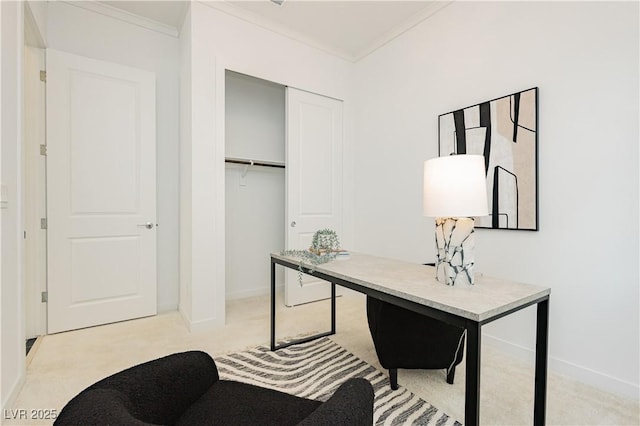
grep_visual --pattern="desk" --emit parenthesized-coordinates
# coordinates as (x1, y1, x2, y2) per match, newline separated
(270, 252, 550, 426)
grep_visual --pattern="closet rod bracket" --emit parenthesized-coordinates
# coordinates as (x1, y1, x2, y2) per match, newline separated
(241, 160, 254, 178)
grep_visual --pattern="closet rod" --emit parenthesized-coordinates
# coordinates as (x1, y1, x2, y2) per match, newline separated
(225, 157, 285, 169)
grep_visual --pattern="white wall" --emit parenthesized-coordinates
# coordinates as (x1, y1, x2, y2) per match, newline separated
(1, 0, 25, 410)
(46, 2, 181, 311)
(179, 4, 222, 330)
(179, 8, 193, 326)
(25, 1, 46, 47)
(225, 71, 285, 299)
(353, 1, 639, 398)
(179, 1, 355, 329)
(0, 0, 4, 407)
(225, 71, 285, 162)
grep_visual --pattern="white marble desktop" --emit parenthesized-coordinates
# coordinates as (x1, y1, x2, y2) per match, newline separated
(272, 251, 550, 323)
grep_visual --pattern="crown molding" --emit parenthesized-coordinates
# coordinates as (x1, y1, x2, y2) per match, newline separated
(64, 1, 180, 38)
(199, 0, 356, 62)
(201, 1, 452, 63)
(353, 1, 453, 62)
(64, 1, 452, 61)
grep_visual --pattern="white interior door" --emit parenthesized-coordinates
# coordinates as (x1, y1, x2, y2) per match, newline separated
(46, 49, 157, 334)
(286, 88, 343, 306)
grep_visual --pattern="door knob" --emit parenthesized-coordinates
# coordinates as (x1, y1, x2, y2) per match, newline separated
(137, 222, 154, 230)
(290, 221, 296, 228)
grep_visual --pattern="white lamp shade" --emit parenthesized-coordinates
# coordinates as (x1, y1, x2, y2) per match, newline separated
(423, 154, 489, 217)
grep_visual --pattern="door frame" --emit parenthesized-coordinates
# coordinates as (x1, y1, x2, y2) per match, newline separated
(188, 56, 353, 329)
(23, 3, 48, 338)
(45, 49, 158, 334)
(217, 65, 352, 311)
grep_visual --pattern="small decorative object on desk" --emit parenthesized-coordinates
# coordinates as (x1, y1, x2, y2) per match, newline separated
(281, 229, 346, 285)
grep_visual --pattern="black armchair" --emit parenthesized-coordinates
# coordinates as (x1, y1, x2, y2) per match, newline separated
(55, 350, 374, 426)
(367, 296, 466, 390)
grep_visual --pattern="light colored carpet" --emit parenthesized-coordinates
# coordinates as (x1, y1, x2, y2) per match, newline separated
(7, 291, 640, 425)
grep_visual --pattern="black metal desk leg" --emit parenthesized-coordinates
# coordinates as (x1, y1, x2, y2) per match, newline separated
(269, 261, 337, 351)
(465, 321, 481, 426)
(534, 298, 549, 426)
(331, 282, 336, 334)
(270, 260, 277, 351)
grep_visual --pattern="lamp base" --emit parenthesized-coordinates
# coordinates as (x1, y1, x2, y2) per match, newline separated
(435, 217, 476, 286)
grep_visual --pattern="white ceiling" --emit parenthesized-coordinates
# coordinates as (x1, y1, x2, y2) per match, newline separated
(98, 0, 450, 61)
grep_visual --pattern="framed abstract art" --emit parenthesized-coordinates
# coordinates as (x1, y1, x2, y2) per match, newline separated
(438, 87, 539, 231)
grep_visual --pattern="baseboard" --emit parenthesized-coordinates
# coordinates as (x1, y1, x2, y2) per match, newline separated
(178, 306, 224, 332)
(157, 303, 178, 313)
(225, 285, 283, 301)
(484, 333, 640, 401)
(1, 372, 26, 418)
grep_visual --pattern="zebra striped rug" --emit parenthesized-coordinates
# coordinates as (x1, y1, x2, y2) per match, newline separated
(214, 337, 461, 425)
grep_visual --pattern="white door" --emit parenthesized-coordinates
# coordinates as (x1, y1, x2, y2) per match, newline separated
(285, 88, 343, 306)
(46, 49, 157, 334)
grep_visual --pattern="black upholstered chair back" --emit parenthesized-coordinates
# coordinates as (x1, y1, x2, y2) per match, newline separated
(55, 350, 374, 426)
(367, 292, 466, 389)
(55, 351, 218, 425)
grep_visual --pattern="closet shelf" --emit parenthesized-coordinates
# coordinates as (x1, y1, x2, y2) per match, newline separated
(225, 157, 285, 169)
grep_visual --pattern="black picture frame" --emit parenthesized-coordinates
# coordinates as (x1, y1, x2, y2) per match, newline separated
(438, 87, 539, 231)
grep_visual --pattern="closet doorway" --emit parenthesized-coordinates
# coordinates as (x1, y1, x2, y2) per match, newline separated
(225, 71, 286, 301)
(224, 71, 344, 307)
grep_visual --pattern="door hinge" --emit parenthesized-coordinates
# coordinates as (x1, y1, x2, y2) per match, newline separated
(41, 292, 48, 303)
(40, 218, 47, 229)
(40, 144, 47, 156)
(40, 70, 46, 82)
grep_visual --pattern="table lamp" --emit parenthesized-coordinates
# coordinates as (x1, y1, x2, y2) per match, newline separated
(423, 154, 489, 286)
